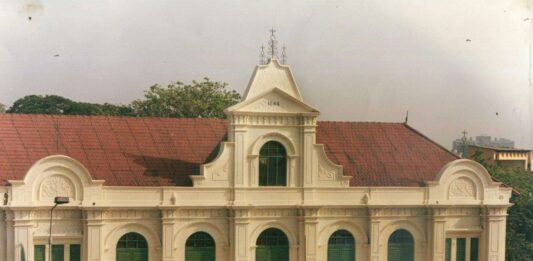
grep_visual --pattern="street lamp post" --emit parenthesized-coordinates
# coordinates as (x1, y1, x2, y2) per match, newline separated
(49, 196, 69, 261)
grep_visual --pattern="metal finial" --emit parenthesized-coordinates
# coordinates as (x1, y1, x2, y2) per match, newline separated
(268, 28, 278, 60)
(259, 45, 266, 65)
(461, 130, 468, 158)
(404, 110, 409, 123)
(281, 45, 287, 64)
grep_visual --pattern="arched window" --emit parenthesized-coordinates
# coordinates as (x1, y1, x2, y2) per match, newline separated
(116, 232, 148, 261)
(259, 141, 287, 186)
(256, 228, 289, 261)
(328, 229, 355, 261)
(387, 229, 414, 261)
(185, 232, 216, 261)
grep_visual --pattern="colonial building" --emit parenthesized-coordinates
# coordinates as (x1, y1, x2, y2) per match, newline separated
(0, 59, 512, 261)
(467, 145, 533, 172)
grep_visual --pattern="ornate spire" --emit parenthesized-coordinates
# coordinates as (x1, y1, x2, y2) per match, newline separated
(268, 28, 278, 60)
(259, 28, 287, 64)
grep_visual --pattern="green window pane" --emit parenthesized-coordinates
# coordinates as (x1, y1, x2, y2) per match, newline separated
(445, 239, 451, 261)
(387, 229, 414, 261)
(470, 238, 479, 261)
(259, 141, 287, 186)
(52, 245, 64, 261)
(456, 238, 466, 261)
(185, 232, 215, 261)
(116, 233, 148, 261)
(70, 244, 80, 261)
(256, 228, 289, 261)
(328, 230, 355, 261)
(34, 245, 45, 261)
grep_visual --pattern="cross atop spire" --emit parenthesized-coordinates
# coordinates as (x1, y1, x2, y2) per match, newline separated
(259, 28, 287, 64)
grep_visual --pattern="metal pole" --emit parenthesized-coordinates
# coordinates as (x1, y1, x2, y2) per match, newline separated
(49, 204, 57, 261)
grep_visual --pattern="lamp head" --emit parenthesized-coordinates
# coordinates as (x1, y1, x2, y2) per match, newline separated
(54, 196, 69, 205)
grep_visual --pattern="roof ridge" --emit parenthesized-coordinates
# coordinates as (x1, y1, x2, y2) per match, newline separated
(0, 113, 227, 122)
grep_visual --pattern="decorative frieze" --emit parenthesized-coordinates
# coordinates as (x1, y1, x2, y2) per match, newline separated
(318, 208, 366, 217)
(175, 209, 228, 219)
(369, 208, 426, 217)
(39, 175, 74, 200)
(250, 208, 297, 217)
(103, 210, 160, 220)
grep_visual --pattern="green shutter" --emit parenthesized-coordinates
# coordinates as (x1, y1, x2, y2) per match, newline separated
(69, 244, 80, 261)
(52, 245, 64, 261)
(328, 245, 355, 261)
(456, 238, 466, 261)
(470, 238, 479, 261)
(256, 246, 289, 261)
(445, 239, 451, 261)
(185, 246, 215, 261)
(34, 245, 45, 261)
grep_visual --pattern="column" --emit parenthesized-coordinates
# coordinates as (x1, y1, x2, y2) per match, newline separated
(302, 208, 319, 261)
(430, 208, 447, 261)
(369, 208, 382, 261)
(484, 207, 508, 261)
(84, 209, 104, 261)
(232, 208, 250, 261)
(161, 209, 176, 261)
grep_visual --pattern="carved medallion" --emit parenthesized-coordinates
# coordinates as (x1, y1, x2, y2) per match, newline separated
(40, 175, 74, 199)
(448, 177, 475, 199)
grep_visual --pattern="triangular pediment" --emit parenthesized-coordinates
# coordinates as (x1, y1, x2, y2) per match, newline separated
(226, 87, 319, 115)
(243, 59, 303, 101)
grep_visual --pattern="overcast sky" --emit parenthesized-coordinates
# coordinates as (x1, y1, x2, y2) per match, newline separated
(0, 0, 532, 149)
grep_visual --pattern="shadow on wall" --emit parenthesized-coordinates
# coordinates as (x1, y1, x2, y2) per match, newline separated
(123, 135, 224, 186)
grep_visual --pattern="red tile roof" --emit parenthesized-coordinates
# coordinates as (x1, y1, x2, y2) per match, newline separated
(0, 114, 457, 187)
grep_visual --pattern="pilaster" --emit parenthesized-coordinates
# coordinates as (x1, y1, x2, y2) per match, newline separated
(430, 208, 447, 261)
(12, 209, 34, 261)
(84, 209, 105, 261)
(161, 209, 176, 261)
(369, 208, 382, 261)
(232, 208, 250, 261)
(483, 207, 508, 261)
(302, 208, 319, 261)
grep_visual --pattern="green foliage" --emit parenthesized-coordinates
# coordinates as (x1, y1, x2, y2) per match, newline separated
(471, 151, 533, 260)
(7, 95, 135, 116)
(131, 78, 241, 118)
(0, 102, 5, 113)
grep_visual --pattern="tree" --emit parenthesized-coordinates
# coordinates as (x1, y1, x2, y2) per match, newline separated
(471, 151, 533, 260)
(7, 95, 135, 116)
(0, 102, 5, 113)
(131, 78, 241, 118)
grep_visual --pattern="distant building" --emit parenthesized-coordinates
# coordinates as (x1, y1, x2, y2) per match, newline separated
(467, 145, 533, 172)
(452, 136, 515, 157)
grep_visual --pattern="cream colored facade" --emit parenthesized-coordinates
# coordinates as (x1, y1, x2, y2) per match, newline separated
(0, 60, 512, 261)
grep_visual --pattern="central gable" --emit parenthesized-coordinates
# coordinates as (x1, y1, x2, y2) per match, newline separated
(243, 59, 303, 101)
(226, 87, 319, 115)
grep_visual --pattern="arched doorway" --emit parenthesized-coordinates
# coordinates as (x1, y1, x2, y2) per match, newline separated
(185, 231, 216, 261)
(116, 232, 148, 261)
(328, 229, 355, 261)
(387, 229, 414, 261)
(256, 228, 289, 261)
